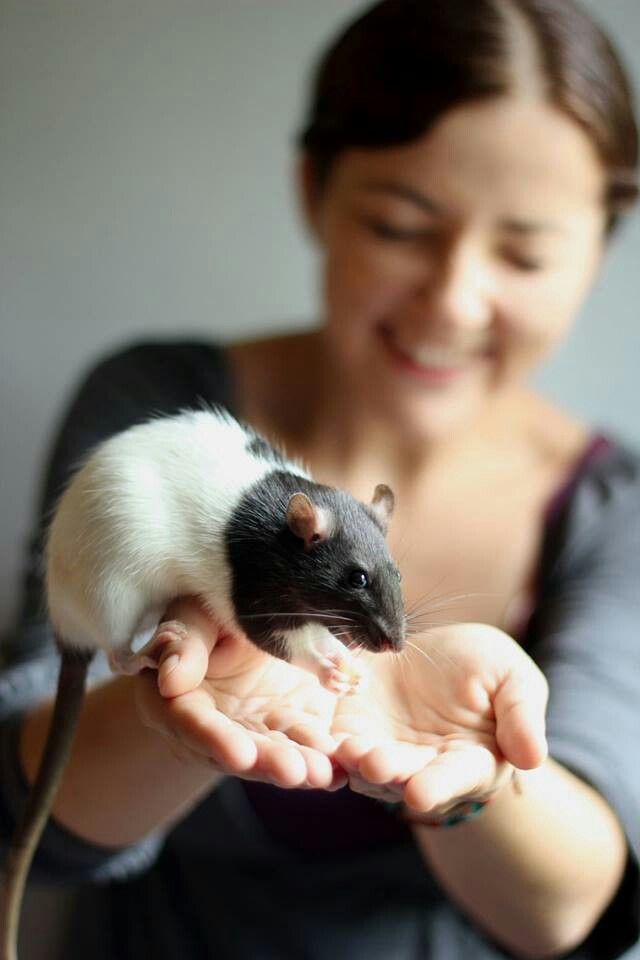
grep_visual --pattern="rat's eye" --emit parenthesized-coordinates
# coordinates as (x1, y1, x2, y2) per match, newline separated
(349, 569, 369, 589)
(394, 569, 402, 582)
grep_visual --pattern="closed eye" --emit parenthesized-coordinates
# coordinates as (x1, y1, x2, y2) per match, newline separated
(368, 220, 436, 243)
(503, 252, 546, 272)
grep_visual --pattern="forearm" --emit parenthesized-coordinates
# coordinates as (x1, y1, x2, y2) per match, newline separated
(410, 757, 627, 959)
(19, 674, 223, 848)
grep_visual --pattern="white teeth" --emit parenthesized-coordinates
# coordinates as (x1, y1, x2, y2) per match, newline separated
(401, 344, 469, 368)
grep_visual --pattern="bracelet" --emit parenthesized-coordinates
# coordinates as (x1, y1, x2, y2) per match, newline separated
(380, 795, 496, 829)
(403, 796, 496, 828)
(379, 772, 521, 828)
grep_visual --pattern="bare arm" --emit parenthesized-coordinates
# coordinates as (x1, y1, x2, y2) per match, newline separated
(410, 757, 627, 959)
(334, 620, 634, 960)
(18, 672, 224, 848)
(16, 598, 342, 849)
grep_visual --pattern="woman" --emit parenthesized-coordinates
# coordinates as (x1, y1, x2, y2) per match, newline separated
(2, 1, 639, 957)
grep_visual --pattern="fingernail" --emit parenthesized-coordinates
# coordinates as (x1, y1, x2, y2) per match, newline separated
(162, 654, 180, 676)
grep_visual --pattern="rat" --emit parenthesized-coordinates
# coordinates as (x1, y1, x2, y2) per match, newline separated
(1, 405, 405, 960)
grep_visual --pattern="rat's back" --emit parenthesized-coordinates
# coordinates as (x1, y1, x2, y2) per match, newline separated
(45, 407, 300, 653)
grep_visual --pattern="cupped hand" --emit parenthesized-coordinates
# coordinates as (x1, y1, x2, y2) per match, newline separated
(332, 623, 549, 816)
(133, 597, 347, 792)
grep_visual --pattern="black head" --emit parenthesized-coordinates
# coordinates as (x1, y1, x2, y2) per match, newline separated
(225, 471, 405, 660)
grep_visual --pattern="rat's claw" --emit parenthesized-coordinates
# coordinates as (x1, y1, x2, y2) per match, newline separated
(317, 650, 366, 696)
(109, 620, 190, 676)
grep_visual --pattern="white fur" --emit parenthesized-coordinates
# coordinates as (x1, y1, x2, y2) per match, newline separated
(45, 408, 311, 654)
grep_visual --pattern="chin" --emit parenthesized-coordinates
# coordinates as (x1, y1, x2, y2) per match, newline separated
(368, 359, 494, 436)
(400, 400, 482, 443)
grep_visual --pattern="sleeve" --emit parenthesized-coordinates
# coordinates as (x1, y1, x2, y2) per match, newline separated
(525, 443, 640, 958)
(0, 338, 229, 884)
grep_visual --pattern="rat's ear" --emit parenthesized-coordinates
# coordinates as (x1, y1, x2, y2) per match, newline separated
(286, 492, 334, 550)
(370, 484, 395, 534)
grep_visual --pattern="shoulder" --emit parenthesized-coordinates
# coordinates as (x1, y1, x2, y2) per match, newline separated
(560, 434, 640, 540)
(85, 337, 229, 399)
(514, 390, 640, 573)
(61, 337, 234, 438)
(558, 431, 640, 524)
(225, 329, 322, 432)
(539, 430, 640, 586)
(519, 389, 640, 516)
(518, 390, 593, 474)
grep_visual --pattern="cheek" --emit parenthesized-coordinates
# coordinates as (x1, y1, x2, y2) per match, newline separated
(497, 258, 598, 362)
(321, 218, 423, 330)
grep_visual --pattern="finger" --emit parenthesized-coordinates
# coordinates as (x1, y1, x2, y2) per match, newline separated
(347, 772, 403, 804)
(296, 744, 339, 789)
(334, 735, 381, 769)
(358, 741, 437, 785)
(139, 678, 258, 770)
(149, 599, 223, 697)
(403, 748, 497, 813)
(154, 626, 213, 699)
(494, 666, 548, 769)
(281, 721, 338, 755)
(326, 760, 349, 792)
(252, 736, 308, 788)
(263, 707, 337, 754)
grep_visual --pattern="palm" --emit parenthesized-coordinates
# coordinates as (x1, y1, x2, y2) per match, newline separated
(140, 611, 546, 807)
(203, 636, 339, 749)
(331, 624, 547, 811)
(138, 624, 347, 791)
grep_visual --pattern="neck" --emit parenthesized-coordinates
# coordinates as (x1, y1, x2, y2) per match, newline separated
(228, 327, 531, 497)
(290, 333, 526, 494)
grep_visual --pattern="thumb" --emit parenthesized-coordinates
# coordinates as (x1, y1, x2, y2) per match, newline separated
(156, 621, 212, 698)
(493, 663, 549, 770)
(152, 597, 221, 697)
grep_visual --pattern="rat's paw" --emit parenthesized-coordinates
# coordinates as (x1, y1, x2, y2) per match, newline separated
(318, 652, 366, 697)
(109, 620, 201, 700)
(114, 620, 190, 675)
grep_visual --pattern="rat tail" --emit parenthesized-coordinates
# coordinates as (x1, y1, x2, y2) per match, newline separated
(1, 644, 92, 960)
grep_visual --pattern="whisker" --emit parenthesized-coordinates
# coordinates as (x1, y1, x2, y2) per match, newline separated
(402, 638, 458, 676)
(406, 618, 462, 632)
(240, 612, 353, 622)
(403, 571, 457, 612)
(393, 645, 408, 696)
(405, 588, 497, 616)
(297, 605, 360, 622)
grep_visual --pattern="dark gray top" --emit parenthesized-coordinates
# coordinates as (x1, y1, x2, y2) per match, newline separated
(1, 340, 639, 959)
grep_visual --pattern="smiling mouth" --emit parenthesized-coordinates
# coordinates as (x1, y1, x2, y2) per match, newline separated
(380, 326, 490, 368)
(378, 327, 491, 382)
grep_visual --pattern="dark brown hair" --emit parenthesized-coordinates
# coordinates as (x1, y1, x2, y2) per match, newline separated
(298, 0, 638, 233)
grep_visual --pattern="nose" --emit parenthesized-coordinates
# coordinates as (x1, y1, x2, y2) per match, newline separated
(413, 239, 494, 340)
(379, 619, 406, 652)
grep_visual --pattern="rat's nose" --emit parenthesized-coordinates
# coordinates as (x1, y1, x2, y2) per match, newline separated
(385, 616, 406, 651)
(379, 625, 406, 652)
(383, 635, 406, 653)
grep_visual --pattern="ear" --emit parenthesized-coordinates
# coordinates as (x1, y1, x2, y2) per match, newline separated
(286, 492, 334, 550)
(295, 152, 324, 245)
(370, 484, 395, 535)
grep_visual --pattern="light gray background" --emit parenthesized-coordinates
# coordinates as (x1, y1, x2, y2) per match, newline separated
(1, 0, 639, 640)
(0, 2, 638, 957)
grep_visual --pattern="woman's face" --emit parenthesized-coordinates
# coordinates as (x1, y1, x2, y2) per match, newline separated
(300, 97, 607, 438)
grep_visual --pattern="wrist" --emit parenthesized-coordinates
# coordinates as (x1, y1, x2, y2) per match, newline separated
(383, 769, 520, 829)
(401, 793, 499, 828)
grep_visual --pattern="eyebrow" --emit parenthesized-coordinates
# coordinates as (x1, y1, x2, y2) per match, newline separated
(359, 179, 565, 235)
(499, 218, 565, 235)
(360, 179, 440, 215)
